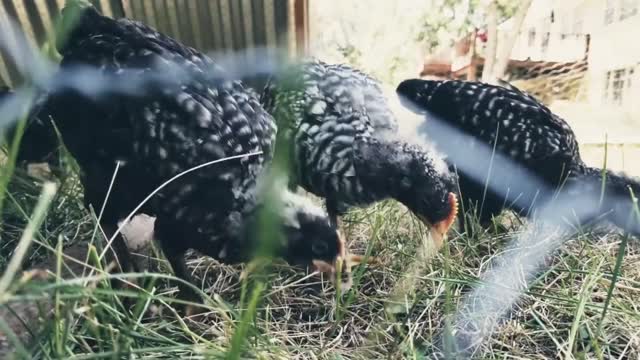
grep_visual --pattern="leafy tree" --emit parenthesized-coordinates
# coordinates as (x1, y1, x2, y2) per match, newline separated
(416, 0, 518, 54)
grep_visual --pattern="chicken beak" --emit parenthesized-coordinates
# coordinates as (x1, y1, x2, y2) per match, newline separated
(421, 192, 459, 250)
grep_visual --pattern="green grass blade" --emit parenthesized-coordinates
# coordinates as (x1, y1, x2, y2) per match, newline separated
(226, 282, 265, 360)
(0, 182, 57, 299)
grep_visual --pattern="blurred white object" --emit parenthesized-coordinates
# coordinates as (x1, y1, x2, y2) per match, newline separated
(118, 214, 156, 271)
(118, 214, 155, 251)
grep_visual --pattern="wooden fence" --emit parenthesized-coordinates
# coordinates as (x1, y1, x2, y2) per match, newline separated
(0, 0, 308, 86)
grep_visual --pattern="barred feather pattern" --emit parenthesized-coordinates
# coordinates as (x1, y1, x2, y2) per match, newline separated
(262, 61, 458, 226)
(397, 79, 585, 216)
(397, 79, 640, 236)
(44, 5, 277, 260)
(263, 60, 400, 206)
(398, 79, 580, 173)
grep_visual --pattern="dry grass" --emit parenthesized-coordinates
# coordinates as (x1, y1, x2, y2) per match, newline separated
(1, 170, 639, 359)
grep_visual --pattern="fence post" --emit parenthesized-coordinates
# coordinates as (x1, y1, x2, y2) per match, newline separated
(110, 0, 125, 17)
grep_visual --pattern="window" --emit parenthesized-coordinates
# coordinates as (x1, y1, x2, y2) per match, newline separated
(560, 13, 571, 39)
(541, 32, 550, 52)
(527, 28, 536, 46)
(573, 19, 583, 34)
(620, 0, 639, 20)
(605, 0, 616, 24)
(573, 7, 584, 34)
(606, 0, 639, 24)
(604, 67, 636, 105)
(611, 69, 625, 104)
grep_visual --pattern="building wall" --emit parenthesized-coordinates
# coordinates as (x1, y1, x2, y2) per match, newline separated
(499, 0, 589, 63)
(584, 0, 640, 116)
(495, 0, 640, 175)
(534, 0, 639, 116)
(500, 0, 639, 117)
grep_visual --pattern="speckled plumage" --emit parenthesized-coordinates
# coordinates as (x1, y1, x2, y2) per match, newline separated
(262, 60, 457, 231)
(34, 3, 345, 301)
(50, 4, 277, 245)
(397, 79, 640, 235)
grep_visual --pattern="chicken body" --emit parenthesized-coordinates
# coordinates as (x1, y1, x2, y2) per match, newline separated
(35, 2, 348, 301)
(262, 61, 459, 248)
(397, 79, 640, 235)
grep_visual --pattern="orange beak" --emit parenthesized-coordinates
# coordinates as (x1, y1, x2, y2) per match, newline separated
(420, 192, 459, 250)
(311, 231, 373, 291)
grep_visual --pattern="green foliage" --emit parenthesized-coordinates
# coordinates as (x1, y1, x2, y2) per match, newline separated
(416, 0, 519, 53)
(336, 44, 362, 68)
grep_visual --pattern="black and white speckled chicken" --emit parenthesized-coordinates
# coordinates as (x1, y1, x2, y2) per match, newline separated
(397, 79, 640, 235)
(33, 1, 355, 302)
(261, 60, 459, 248)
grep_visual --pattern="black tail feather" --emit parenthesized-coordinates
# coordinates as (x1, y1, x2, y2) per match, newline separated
(396, 78, 445, 114)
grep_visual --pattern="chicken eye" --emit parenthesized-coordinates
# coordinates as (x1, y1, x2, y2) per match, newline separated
(311, 240, 328, 256)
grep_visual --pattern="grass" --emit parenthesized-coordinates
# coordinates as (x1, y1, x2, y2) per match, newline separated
(0, 9, 638, 357)
(0, 164, 639, 359)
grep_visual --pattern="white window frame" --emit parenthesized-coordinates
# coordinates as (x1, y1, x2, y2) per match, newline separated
(605, 0, 639, 24)
(604, 66, 637, 105)
(605, 0, 616, 24)
(620, 0, 639, 20)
